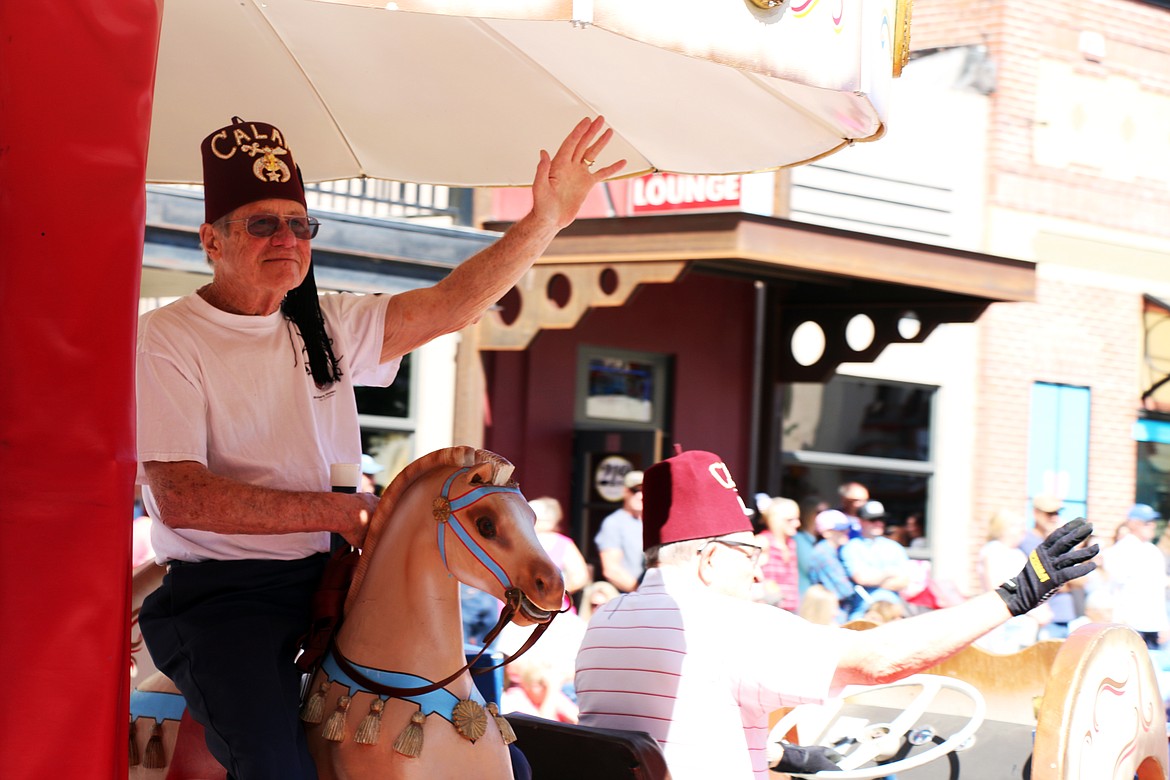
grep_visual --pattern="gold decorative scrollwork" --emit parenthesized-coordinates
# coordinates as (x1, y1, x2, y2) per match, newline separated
(893, 0, 913, 78)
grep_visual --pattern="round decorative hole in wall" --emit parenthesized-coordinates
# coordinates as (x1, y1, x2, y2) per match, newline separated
(497, 287, 521, 326)
(791, 321, 826, 367)
(898, 311, 921, 340)
(599, 267, 619, 296)
(547, 273, 571, 309)
(846, 314, 875, 352)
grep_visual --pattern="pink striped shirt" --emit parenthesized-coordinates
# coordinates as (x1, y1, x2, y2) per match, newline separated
(575, 568, 844, 780)
(757, 530, 800, 611)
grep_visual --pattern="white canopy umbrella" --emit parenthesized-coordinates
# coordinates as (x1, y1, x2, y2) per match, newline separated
(147, 0, 911, 186)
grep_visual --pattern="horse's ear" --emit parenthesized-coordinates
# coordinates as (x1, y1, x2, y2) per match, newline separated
(466, 457, 515, 487)
(466, 460, 495, 486)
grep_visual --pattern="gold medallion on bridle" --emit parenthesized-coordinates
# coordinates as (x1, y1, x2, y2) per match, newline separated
(432, 497, 451, 524)
(451, 699, 487, 742)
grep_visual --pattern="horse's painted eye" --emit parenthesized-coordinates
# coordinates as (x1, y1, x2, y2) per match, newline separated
(476, 516, 496, 539)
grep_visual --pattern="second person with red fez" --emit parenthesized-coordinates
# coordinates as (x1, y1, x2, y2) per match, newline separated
(575, 449, 1099, 780)
(136, 115, 625, 780)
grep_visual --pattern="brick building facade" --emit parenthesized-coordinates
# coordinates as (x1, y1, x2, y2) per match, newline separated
(913, 0, 1170, 570)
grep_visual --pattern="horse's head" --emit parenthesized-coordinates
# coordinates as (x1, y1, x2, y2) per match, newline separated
(432, 453, 565, 626)
(350, 447, 565, 626)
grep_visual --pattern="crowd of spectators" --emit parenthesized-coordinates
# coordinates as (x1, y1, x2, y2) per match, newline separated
(457, 478, 1170, 727)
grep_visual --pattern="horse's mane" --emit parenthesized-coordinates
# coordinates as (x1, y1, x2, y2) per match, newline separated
(344, 446, 516, 612)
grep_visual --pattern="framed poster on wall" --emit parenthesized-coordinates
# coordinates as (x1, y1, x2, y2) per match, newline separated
(574, 345, 671, 431)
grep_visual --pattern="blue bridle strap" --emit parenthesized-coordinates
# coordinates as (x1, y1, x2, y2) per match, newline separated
(437, 468, 523, 590)
(327, 464, 561, 702)
(130, 689, 187, 723)
(322, 650, 483, 724)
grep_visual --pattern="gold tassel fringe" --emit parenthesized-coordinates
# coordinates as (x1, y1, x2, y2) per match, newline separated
(142, 722, 167, 769)
(487, 703, 517, 745)
(128, 719, 140, 766)
(301, 681, 329, 724)
(353, 699, 384, 745)
(392, 711, 426, 758)
(322, 695, 351, 742)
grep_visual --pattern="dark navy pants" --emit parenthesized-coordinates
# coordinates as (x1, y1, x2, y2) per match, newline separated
(139, 554, 327, 780)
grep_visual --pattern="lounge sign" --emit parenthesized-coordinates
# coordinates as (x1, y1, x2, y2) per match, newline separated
(629, 173, 742, 214)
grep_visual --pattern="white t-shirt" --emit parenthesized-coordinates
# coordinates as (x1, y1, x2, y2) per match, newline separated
(136, 291, 397, 563)
(1102, 535, 1169, 633)
(575, 567, 844, 780)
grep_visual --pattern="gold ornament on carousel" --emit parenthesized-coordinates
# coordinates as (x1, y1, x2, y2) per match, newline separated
(393, 711, 427, 757)
(301, 681, 329, 724)
(486, 702, 516, 745)
(452, 699, 487, 743)
(142, 722, 167, 769)
(432, 496, 451, 524)
(354, 698, 385, 745)
(128, 719, 140, 767)
(322, 694, 351, 742)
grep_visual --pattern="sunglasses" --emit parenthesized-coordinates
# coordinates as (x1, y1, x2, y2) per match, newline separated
(706, 538, 764, 565)
(224, 214, 320, 240)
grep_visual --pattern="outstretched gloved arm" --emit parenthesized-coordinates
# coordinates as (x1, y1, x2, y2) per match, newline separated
(831, 518, 1100, 689)
(996, 518, 1098, 617)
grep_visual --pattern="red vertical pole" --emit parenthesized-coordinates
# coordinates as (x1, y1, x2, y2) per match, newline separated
(0, 1, 160, 777)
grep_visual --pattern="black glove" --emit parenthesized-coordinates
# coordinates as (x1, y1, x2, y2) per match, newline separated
(996, 518, 1098, 617)
(771, 741, 842, 773)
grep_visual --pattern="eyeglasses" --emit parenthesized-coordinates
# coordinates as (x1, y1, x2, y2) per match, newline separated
(706, 538, 763, 565)
(224, 214, 320, 240)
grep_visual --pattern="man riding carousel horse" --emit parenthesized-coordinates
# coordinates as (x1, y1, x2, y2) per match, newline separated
(135, 115, 625, 780)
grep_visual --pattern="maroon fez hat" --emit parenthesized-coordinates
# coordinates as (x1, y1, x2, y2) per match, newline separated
(201, 117, 306, 224)
(642, 450, 753, 549)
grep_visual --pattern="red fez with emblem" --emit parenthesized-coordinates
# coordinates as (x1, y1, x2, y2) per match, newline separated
(201, 117, 306, 224)
(642, 450, 753, 549)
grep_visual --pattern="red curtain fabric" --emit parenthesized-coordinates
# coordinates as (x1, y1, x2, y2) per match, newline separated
(0, 2, 160, 777)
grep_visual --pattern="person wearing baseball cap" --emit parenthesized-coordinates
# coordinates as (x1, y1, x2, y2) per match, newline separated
(1099, 503, 1168, 649)
(575, 449, 1100, 780)
(805, 509, 859, 621)
(137, 115, 625, 779)
(594, 468, 646, 592)
(359, 453, 385, 495)
(839, 499, 913, 620)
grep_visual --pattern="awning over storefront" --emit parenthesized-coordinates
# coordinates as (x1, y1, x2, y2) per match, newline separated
(479, 211, 1035, 381)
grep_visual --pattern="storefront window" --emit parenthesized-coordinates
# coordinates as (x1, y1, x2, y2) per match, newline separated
(1135, 416, 1170, 522)
(780, 376, 936, 540)
(356, 352, 414, 488)
(1028, 382, 1089, 522)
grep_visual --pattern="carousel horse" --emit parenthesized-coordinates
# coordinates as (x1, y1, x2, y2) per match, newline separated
(128, 446, 565, 780)
(301, 449, 561, 776)
(130, 561, 165, 687)
(129, 560, 225, 779)
(303, 445, 564, 780)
